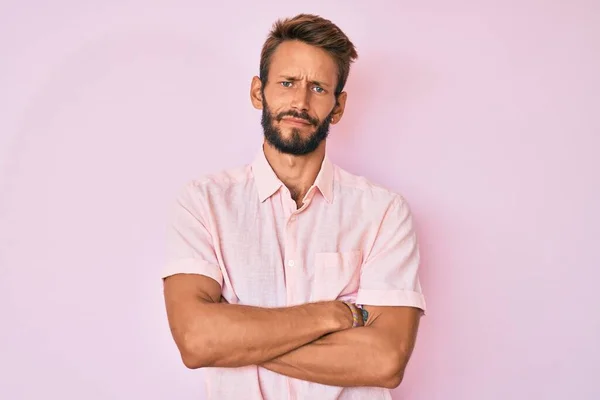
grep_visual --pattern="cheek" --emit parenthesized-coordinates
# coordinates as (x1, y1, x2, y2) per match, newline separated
(264, 86, 290, 104)
(264, 98, 287, 116)
(316, 102, 336, 120)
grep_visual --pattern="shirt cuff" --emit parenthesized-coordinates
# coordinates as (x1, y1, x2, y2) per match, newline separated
(162, 258, 223, 287)
(356, 289, 427, 313)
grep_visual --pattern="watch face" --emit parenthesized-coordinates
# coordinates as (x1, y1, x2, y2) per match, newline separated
(361, 308, 369, 323)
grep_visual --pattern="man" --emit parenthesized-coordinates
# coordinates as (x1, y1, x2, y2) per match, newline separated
(162, 13, 426, 400)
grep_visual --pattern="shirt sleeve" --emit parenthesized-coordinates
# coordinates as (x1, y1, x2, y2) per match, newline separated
(161, 181, 223, 287)
(355, 196, 426, 312)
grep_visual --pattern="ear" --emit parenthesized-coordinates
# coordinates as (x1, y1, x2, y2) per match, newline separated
(250, 76, 263, 110)
(329, 91, 347, 125)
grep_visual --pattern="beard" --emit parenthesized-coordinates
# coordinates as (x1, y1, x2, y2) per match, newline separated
(261, 97, 333, 156)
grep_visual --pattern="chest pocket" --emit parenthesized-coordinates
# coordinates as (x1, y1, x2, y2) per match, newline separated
(310, 250, 363, 302)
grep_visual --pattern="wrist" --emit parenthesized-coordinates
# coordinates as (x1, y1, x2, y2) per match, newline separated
(330, 301, 354, 330)
(341, 301, 364, 328)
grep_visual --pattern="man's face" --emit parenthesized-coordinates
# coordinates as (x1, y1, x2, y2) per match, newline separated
(252, 40, 347, 156)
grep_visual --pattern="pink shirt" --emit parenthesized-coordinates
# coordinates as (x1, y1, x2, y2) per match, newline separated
(163, 148, 426, 399)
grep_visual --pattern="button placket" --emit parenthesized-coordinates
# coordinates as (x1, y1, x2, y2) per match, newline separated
(284, 211, 299, 306)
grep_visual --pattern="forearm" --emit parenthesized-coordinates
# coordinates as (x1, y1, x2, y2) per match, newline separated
(261, 327, 403, 389)
(182, 301, 352, 368)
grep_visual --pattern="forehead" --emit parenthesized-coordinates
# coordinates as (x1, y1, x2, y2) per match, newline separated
(268, 40, 338, 84)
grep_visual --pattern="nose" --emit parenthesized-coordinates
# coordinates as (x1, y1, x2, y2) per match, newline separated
(290, 85, 310, 112)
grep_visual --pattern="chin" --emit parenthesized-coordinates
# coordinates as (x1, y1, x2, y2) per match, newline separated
(282, 126, 315, 137)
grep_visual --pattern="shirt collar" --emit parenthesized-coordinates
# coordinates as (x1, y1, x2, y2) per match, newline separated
(312, 154, 334, 203)
(251, 146, 334, 204)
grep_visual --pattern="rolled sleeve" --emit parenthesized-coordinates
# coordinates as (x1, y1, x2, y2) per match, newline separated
(163, 258, 223, 286)
(161, 181, 223, 288)
(356, 196, 426, 313)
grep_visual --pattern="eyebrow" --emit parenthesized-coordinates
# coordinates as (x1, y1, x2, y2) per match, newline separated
(280, 75, 331, 88)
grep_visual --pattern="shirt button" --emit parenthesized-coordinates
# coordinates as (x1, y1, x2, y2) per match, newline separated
(287, 260, 295, 267)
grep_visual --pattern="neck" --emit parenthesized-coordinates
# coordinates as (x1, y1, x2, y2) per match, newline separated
(263, 140, 325, 203)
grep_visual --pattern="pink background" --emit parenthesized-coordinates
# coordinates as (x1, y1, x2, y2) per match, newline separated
(1, 1, 598, 399)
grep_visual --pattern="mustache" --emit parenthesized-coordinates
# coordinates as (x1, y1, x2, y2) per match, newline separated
(275, 110, 319, 126)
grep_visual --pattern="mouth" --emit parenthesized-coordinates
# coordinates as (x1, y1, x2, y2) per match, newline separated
(280, 117, 313, 127)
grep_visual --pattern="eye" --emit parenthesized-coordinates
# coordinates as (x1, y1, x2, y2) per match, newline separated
(312, 86, 325, 94)
(280, 81, 293, 88)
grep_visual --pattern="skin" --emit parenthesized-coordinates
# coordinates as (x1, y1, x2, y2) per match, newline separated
(163, 274, 356, 369)
(250, 40, 347, 207)
(163, 39, 422, 389)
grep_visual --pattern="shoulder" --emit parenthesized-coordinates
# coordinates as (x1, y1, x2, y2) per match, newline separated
(333, 163, 410, 209)
(176, 163, 252, 203)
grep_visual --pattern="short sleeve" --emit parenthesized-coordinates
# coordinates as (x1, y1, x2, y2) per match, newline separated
(356, 196, 426, 313)
(161, 181, 223, 287)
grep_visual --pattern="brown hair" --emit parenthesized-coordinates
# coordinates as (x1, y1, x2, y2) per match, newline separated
(259, 14, 358, 96)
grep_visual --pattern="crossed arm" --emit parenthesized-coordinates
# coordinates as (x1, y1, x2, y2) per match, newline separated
(163, 273, 422, 389)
